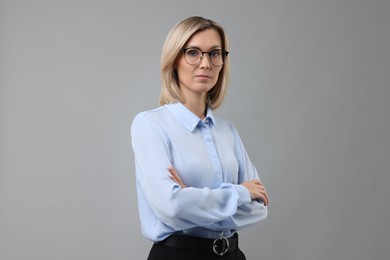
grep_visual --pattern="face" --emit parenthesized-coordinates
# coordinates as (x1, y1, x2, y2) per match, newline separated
(176, 29, 223, 102)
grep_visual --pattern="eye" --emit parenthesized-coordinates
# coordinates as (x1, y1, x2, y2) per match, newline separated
(186, 48, 201, 57)
(210, 50, 222, 58)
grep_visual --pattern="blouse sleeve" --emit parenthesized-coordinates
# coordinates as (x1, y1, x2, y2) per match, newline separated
(131, 112, 259, 231)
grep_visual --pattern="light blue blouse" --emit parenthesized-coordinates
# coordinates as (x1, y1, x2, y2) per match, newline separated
(131, 102, 267, 242)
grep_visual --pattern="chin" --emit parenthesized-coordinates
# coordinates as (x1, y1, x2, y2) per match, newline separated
(194, 82, 215, 90)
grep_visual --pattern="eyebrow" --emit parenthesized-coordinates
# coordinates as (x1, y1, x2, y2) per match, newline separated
(185, 45, 222, 50)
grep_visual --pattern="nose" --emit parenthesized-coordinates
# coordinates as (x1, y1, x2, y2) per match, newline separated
(199, 54, 211, 69)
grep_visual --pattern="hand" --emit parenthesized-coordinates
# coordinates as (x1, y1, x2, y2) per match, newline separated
(168, 166, 187, 189)
(240, 179, 269, 205)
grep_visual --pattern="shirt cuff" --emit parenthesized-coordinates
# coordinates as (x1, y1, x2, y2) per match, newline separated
(233, 184, 252, 206)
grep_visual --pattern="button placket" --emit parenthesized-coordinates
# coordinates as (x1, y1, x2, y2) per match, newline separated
(199, 122, 223, 182)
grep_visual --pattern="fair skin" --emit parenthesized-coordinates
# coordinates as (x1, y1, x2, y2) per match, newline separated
(176, 29, 221, 119)
(170, 29, 269, 206)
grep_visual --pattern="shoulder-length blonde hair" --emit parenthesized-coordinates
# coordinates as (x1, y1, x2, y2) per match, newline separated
(159, 16, 230, 110)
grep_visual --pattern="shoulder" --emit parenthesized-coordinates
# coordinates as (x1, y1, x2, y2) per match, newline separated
(132, 106, 170, 123)
(133, 106, 165, 121)
(131, 107, 172, 148)
(131, 106, 171, 132)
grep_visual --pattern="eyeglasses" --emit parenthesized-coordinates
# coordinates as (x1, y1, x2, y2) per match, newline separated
(181, 47, 229, 67)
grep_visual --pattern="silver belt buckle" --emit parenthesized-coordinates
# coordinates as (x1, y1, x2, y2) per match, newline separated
(213, 235, 230, 256)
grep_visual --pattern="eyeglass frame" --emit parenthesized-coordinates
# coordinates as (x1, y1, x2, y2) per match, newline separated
(180, 47, 229, 67)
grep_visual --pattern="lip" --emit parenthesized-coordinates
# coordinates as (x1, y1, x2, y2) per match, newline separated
(195, 74, 212, 79)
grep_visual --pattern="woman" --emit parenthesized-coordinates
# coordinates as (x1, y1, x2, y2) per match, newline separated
(131, 16, 269, 260)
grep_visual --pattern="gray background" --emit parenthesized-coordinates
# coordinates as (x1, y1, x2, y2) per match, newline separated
(1, 0, 389, 259)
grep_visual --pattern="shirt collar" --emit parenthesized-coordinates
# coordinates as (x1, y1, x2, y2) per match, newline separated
(166, 102, 216, 132)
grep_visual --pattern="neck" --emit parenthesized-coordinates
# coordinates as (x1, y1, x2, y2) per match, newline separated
(182, 97, 207, 119)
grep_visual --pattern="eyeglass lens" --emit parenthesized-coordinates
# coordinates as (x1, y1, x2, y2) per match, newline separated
(184, 48, 226, 67)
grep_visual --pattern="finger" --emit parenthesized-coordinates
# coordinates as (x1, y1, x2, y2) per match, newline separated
(168, 166, 177, 175)
(169, 173, 179, 182)
(169, 174, 179, 184)
(256, 182, 265, 189)
(169, 167, 180, 180)
(256, 182, 269, 204)
(254, 192, 265, 204)
(168, 167, 180, 182)
(260, 189, 269, 205)
(168, 166, 187, 188)
(258, 193, 268, 206)
(169, 174, 177, 182)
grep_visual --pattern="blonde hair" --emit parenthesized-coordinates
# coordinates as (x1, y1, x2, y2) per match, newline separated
(159, 16, 230, 110)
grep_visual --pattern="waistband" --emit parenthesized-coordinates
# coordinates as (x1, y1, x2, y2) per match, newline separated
(156, 233, 239, 256)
